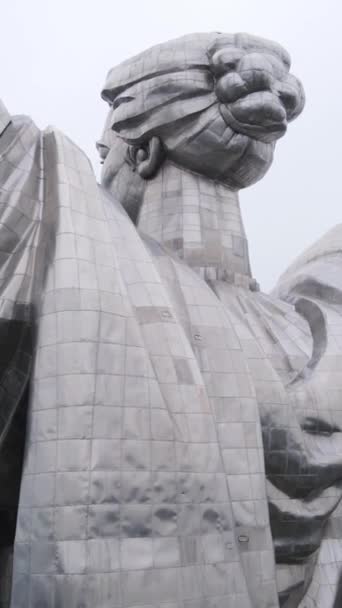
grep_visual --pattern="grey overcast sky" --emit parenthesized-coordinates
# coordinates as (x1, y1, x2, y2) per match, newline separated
(2, 0, 341, 291)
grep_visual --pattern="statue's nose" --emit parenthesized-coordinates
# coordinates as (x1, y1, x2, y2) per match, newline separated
(238, 52, 275, 92)
(265, 429, 342, 500)
(273, 81, 298, 120)
(273, 75, 305, 121)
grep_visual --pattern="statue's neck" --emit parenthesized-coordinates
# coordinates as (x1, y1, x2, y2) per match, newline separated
(137, 162, 256, 288)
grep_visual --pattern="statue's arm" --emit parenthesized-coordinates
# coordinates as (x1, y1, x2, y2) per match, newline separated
(0, 99, 40, 598)
(0, 98, 37, 444)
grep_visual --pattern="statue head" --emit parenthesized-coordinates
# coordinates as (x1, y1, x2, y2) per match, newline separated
(98, 32, 304, 219)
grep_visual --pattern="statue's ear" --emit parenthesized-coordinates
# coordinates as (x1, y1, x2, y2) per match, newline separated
(127, 136, 164, 179)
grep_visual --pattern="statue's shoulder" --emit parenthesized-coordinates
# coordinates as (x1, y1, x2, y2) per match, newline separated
(0, 114, 40, 163)
(0, 99, 93, 179)
(42, 125, 94, 178)
(274, 224, 342, 300)
(42, 126, 133, 229)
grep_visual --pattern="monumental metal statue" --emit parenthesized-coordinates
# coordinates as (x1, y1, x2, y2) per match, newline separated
(0, 32, 341, 608)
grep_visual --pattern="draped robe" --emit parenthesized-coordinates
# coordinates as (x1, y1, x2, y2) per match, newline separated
(1, 112, 342, 608)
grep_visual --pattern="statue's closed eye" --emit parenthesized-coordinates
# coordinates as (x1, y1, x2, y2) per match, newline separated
(301, 416, 341, 437)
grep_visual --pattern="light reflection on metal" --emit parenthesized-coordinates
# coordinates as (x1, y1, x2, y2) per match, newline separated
(0, 32, 341, 608)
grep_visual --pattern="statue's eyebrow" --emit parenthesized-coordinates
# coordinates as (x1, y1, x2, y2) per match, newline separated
(301, 416, 341, 436)
(113, 96, 135, 110)
(102, 65, 210, 103)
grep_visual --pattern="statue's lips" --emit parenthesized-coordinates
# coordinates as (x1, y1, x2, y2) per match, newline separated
(268, 481, 342, 570)
(270, 507, 325, 568)
(220, 91, 287, 143)
(274, 534, 322, 564)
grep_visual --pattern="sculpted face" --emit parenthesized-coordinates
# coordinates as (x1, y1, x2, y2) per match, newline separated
(96, 34, 342, 606)
(99, 32, 304, 195)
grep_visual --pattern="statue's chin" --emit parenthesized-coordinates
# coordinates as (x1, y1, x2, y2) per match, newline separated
(220, 135, 275, 190)
(220, 103, 287, 144)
